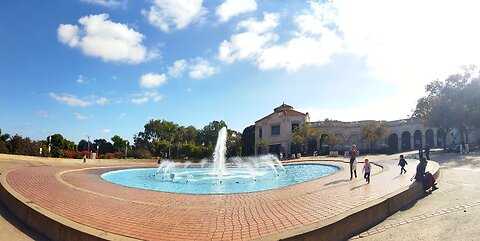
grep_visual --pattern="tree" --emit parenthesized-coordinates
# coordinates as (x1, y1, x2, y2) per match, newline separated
(322, 132, 339, 148)
(199, 120, 227, 148)
(0, 129, 9, 153)
(413, 66, 480, 147)
(241, 125, 255, 156)
(226, 130, 242, 157)
(0, 129, 10, 142)
(361, 121, 388, 152)
(78, 139, 89, 152)
(290, 122, 323, 155)
(7, 135, 39, 156)
(111, 135, 128, 152)
(93, 139, 115, 154)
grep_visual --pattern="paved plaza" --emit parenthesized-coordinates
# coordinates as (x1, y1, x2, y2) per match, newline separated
(0, 152, 453, 241)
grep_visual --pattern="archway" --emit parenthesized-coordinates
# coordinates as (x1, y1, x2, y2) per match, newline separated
(401, 131, 411, 151)
(414, 130, 422, 149)
(425, 129, 434, 147)
(387, 133, 399, 154)
(437, 128, 445, 148)
(347, 134, 359, 145)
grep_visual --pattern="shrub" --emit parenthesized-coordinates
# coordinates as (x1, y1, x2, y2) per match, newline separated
(99, 151, 125, 159)
(61, 150, 91, 159)
(128, 149, 152, 159)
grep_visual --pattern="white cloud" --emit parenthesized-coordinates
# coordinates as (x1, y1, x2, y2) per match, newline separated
(76, 75, 86, 84)
(80, 0, 124, 8)
(132, 97, 148, 104)
(117, 113, 126, 119)
(49, 93, 109, 107)
(144, 91, 163, 102)
(49, 93, 92, 107)
(74, 113, 93, 120)
(100, 129, 112, 134)
(168, 59, 187, 77)
(58, 24, 79, 47)
(36, 110, 54, 118)
(218, 13, 279, 64)
(143, 0, 207, 32)
(96, 97, 109, 105)
(58, 14, 156, 64)
(216, 0, 257, 22)
(294, 0, 480, 86)
(131, 92, 163, 104)
(189, 58, 218, 79)
(140, 73, 167, 88)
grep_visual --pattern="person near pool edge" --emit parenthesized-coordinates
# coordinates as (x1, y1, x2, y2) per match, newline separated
(349, 144, 358, 179)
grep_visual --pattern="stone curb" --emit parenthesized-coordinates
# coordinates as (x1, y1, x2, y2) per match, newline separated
(0, 169, 139, 241)
(256, 161, 440, 241)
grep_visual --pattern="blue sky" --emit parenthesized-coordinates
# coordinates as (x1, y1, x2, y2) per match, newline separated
(1, 0, 480, 143)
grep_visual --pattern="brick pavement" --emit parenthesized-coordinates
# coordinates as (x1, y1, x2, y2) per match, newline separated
(4, 159, 438, 241)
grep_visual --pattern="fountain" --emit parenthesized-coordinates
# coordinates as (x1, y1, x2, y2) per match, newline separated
(101, 127, 340, 194)
(213, 127, 227, 183)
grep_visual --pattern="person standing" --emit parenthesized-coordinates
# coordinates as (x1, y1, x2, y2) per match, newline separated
(349, 144, 358, 179)
(398, 154, 408, 174)
(362, 158, 371, 184)
(418, 146, 424, 160)
(424, 145, 430, 160)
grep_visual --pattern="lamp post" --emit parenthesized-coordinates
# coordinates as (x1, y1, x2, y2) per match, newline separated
(125, 140, 129, 158)
(86, 135, 90, 158)
(47, 136, 51, 154)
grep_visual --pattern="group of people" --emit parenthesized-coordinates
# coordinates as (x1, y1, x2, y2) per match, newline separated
(349, 144, 371, 184)
(348, 144, 438, 190)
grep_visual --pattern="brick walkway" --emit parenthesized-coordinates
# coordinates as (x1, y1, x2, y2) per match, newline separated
(4, 159, 438, 241)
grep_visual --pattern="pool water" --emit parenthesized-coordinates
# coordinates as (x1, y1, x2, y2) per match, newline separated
(101, 163, 339, 194)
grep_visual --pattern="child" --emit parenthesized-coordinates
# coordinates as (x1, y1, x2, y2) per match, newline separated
(398, 155, 408, 174)
(362, 158, 371, 184)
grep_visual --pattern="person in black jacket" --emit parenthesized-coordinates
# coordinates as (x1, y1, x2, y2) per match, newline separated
(349, 144, 358, 179)
(424, 144, 431, 160)
(398, 155, 408, 174)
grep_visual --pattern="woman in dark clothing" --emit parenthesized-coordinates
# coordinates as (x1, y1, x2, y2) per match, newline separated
(414, 158, 427, 182)
(349, 144, 358, 179)
(414, 158, 437, 190)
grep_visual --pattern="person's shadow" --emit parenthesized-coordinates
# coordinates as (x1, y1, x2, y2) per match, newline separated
(350, 183, 369, 190)
(324, 179, 351, 186)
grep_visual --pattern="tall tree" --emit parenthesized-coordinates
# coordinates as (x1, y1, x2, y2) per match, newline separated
(93, 139, 115, 154)
(241, 125, 255, 156)
(111, 135, 128, 152)
(226, 130, 242, 157)
(413, 66, 480, 146)
(78, 139, 89, 152)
